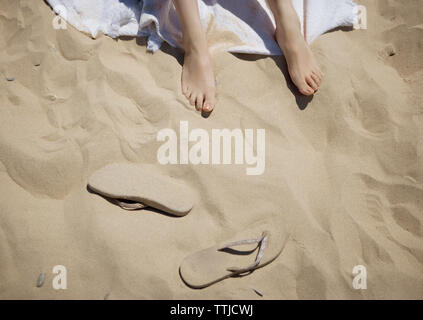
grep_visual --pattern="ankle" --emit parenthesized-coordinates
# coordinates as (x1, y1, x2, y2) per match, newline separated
(182, 36, 208, 55)
(184, 45, 209, 58)
(276, 23, 303, 46)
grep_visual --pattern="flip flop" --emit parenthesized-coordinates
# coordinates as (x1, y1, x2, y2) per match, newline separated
(179, 222, 288, 288)
(88, 163, 194, 216)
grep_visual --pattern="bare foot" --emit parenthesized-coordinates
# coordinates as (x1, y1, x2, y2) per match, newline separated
(181, 47, 216, 112)
(273, 2, 323, 96)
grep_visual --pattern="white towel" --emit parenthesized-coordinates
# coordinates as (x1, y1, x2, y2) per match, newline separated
(46, 0, 358, 55)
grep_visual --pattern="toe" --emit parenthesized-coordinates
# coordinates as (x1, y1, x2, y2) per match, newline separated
(195, 94, 204, 111)
(312, 71, 322, 83)
(203, 94, 215, 112)
(311, 73, 321, 87)
(306, 76, 319, 91)
(182, 85, 189, 95)
(189, 93, 196, 106)
(299, 82, 314, 96)
(184, 88, 191, 98)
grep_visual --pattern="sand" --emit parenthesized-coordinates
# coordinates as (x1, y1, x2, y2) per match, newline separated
(0, 0, 422, 299)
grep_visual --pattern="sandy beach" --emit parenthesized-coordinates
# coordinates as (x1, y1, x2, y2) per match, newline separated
(0, 0, 422, 299)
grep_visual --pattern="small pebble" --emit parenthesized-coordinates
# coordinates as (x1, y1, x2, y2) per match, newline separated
(252, 288, 263, 297)
(386, 44, 396, 57)
(6, 77, 14, 82)
(36, 273, 46, 288)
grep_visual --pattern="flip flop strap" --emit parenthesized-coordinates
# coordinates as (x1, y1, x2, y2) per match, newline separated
(218, 231, 269, 275)
(110, 198, 147, 211)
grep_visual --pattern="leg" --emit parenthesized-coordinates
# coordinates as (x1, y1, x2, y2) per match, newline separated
(267, 0, 323, 95)
(173, 0, 216, 112)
